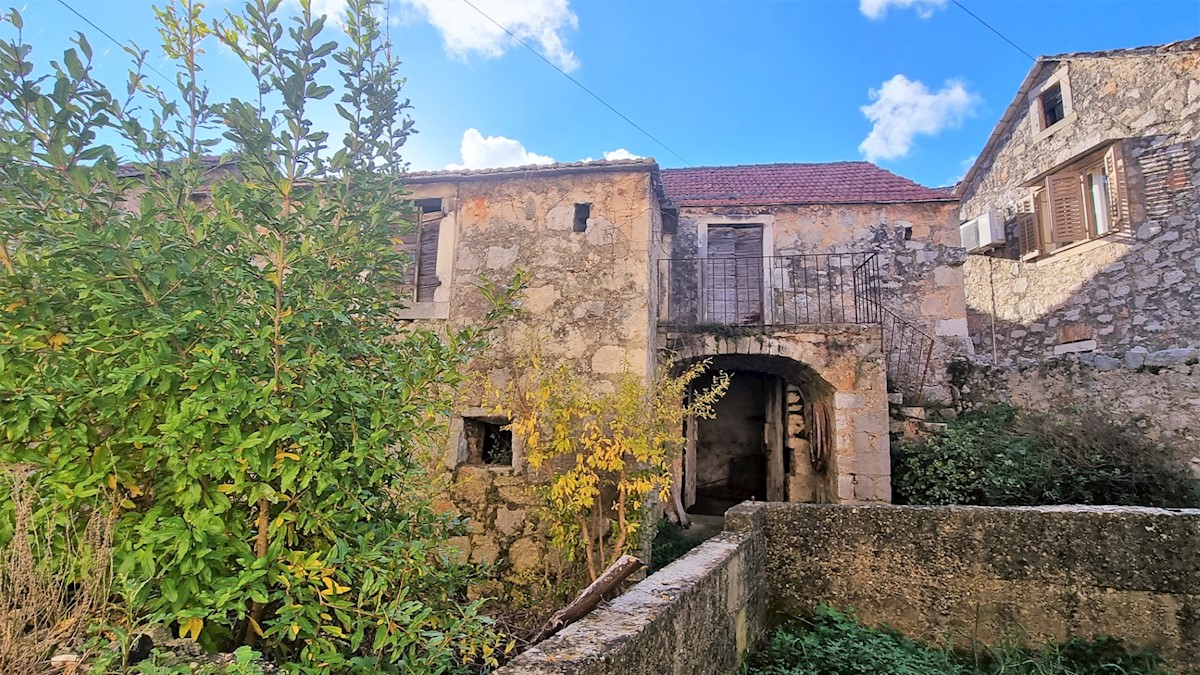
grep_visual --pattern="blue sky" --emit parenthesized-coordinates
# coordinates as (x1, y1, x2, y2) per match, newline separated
(15, 0, 1200, 187)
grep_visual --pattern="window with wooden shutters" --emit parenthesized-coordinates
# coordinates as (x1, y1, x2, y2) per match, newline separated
(1016, 195, 1039, 257)
(399, 199, 444, 302)
(1020, 141, 1131, 258)
(1103, 144, 1130, 231)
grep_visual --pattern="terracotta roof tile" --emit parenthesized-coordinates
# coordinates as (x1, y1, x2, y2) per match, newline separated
(660, 162, 955, 206)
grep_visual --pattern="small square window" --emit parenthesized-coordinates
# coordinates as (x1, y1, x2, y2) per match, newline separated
(1041, 84, 1065, 128)
(463, 417, 512, 466)
(573, 203, 591, 233)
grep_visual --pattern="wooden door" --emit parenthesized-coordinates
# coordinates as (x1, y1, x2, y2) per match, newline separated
(705, 225, 763, 324)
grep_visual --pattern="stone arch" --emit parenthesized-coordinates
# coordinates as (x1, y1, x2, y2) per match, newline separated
(663, 326, 891, 504)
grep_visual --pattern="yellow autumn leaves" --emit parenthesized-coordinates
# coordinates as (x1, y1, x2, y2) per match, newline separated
(486, 344, 729, 579)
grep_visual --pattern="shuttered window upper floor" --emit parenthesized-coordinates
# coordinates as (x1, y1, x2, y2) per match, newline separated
(1017, 141, 1132, 259)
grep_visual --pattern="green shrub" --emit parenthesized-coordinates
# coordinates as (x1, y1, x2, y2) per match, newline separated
(892, 405, 1200, 508)
(743, 605, 962, 675)
(0, 1, 522, 671)
(744, 607, 1173, 675)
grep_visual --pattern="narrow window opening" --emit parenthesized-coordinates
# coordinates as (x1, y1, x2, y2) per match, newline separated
(463, 417, 512, 466)
(573, 203, 591, 233)
(1041, 84, 1065, 128)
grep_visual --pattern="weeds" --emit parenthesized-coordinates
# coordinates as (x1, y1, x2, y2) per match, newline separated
(0, 467, 115, 674)
(744, 606, 1173, 675)
(892, 405, 1200, 507)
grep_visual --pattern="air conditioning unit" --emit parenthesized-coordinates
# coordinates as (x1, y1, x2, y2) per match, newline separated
(959, 211, 1004, 253)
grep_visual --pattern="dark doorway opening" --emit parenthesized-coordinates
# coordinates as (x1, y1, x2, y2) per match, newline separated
(688, 371, 776, 516)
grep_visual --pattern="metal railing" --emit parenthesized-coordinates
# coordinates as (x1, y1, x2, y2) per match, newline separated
(657, 252, 882, 328)
(657, 250, 937, 404)
(879, 306, 936, 405)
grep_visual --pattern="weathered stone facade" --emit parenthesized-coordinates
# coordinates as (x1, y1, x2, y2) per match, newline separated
(957, 38, 1200, 463)
(398, 157, 975, 566)
(405, 162, 664, 571)
(960, 40, 1200, 361)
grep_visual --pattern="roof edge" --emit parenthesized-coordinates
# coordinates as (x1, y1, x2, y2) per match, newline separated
(404, 158, 658, 183)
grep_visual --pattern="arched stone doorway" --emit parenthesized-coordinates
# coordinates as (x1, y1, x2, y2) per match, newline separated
(666, 325, 891, 507)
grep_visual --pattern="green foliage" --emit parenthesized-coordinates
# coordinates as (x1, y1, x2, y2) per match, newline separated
(0, 0, 521, 672)
(892, 405, 1200, 507)
(649, 521, 703, 572)
(744, 607, 1172, 675)
(133, 647, 265, 675)
(744, 606, 960, 675)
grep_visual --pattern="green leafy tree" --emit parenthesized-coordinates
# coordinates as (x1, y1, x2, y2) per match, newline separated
(0, 0, 519, 670)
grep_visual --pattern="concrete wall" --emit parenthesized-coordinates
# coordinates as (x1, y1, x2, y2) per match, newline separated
(670, 201, 971, 401)
(758, 502, 1200, 671)
(499, 503, 768, 675)
(405, 163, 663, 571)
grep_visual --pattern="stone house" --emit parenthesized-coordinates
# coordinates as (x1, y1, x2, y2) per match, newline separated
(399, 158, 968, 566)
(955, 37, 1200, 466)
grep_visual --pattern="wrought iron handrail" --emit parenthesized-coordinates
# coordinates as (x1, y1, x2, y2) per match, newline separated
(657, 252, 882, 328)
(657, 250, 936, 404)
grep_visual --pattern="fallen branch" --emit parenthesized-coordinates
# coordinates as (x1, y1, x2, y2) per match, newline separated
(529, 554, 644, 645)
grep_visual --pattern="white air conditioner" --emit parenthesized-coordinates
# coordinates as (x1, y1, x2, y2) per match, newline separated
(959, 211, 1004, 253)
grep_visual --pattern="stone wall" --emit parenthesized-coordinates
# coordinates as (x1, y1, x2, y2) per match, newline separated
(405, 162, 663, 571)
(499, 502, 767, 675)
(960, 46, 1200, 362)
(670, 201, 971, 402)
(957, 46, 1200, 485)
(949, 354, 1200, 470)
(759, 502, 1200, 672)
(665, 326, 891, 503)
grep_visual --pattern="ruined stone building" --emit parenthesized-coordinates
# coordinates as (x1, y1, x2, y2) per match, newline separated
(955, 37, 1200, 468)
(399, 159, 968, 565)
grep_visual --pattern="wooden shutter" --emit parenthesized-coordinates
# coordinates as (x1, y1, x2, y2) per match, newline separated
(415, 216, 441, 301)
(1016, 195, 1039, 257)
(1104, 143, 1131, 231)
(1046, 172, 1086, 242)
(704, 225, 763, 324)
(397, 208, 421, 289)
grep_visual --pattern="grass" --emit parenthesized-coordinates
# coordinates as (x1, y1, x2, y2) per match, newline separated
(742, 606, 1172, 675)
(650, 520, 707, 572)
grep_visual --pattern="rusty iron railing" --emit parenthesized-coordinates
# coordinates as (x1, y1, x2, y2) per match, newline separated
(878, 306, 936, 405)
(657, 252, 882, 328)
(657, 250, 936, 404)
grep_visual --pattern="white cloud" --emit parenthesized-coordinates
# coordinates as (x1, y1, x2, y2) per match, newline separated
(445, 128, 555, 170)
(858, 74, 978, 162)
(947, 154, 977, 185)
(308, 0, 350, 19)
(860, 0, 947, 19)
(601, 148, 641, 161)
(401, 0, 579, 72)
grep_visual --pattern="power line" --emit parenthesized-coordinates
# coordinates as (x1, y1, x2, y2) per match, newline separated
(458, 0, 692, 167)
(950, 0, 1038, 62)
(54, 0, 174, 85)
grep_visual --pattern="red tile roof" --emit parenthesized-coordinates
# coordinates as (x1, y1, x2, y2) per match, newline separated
(660, 162, 955, 207)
